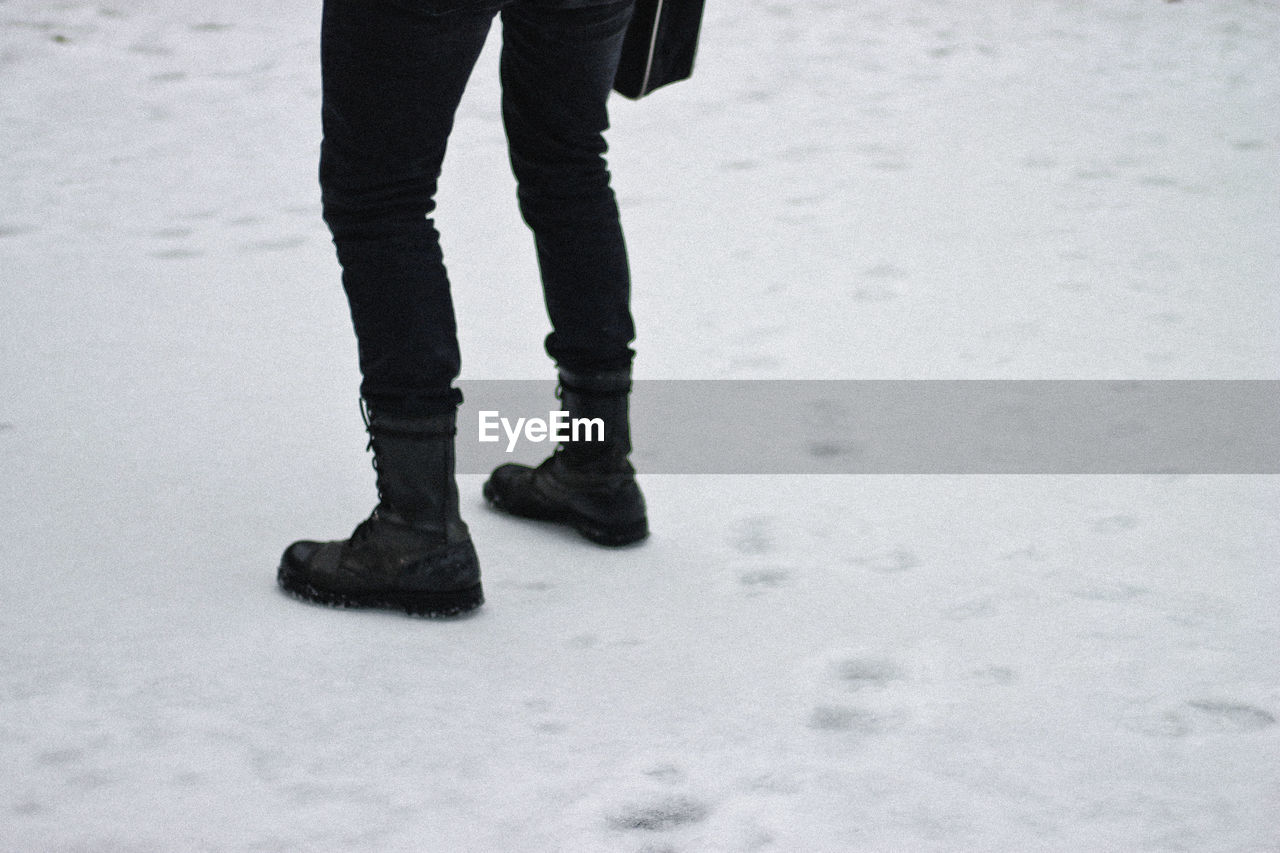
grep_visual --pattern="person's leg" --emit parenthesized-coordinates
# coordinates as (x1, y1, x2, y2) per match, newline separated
(320, 0, 498, 416)
(279, 0, 503, 615)
(484, 0, 648, 546)
(499, 0, 637, 374)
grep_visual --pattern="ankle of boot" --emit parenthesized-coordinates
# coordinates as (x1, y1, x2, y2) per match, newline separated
(365, 407, 458, 440)
(360, 404, 467, 541)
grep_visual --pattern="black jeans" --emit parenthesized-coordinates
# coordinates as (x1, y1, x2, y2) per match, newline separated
(320, 0, 637, 417)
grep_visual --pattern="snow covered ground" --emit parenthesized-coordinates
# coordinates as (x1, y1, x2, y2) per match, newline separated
(3, 0, 1278, 850)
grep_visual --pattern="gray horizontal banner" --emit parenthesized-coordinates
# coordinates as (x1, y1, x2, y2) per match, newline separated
(455, 380, 1280, 474)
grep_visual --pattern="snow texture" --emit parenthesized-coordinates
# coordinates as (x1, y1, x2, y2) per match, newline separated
(2, 0, 1278, 850)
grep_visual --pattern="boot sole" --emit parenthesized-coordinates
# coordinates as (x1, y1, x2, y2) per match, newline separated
(277, 561, 484, 618)
(482, 480, 649, 547)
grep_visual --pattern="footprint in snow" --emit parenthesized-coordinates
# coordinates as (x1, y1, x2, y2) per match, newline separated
(862, 263, 909, 281)
(832, 655, 904, 689)
(807, 705, 896, 734)
(129, 42, 173, 57)
(849, 284, 896, 303)
(1091, 514, 1138, 534)
(1122, 700, 1275, 737)
(848, 547, 918, 573)
(942, 595, 998, 621)
(803, 652, 913, 736)
(607, 794, 709, 833)
(152, 227, 191, 239)
(1185, 700, 1276, 732)
(970, 665, 1018, 684)
(738, 567, 789, 594)
(1070, 580, 1150, 602)
(241, 236, 307, 253)
(522, 698, 566, 734)
(642, 763, 685, 784)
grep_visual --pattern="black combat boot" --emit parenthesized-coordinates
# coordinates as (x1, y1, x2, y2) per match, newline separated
(278, 404, 483, 616)
(483, 369, 648, 546)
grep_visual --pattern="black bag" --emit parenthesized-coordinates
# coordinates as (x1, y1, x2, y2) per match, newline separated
(613, 0, 706, 99)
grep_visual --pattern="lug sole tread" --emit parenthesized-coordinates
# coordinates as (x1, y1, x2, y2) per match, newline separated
(482, 478, 648, 547)
(277, 562, 483, 617)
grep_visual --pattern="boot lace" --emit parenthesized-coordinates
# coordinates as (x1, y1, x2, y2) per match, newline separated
(360, 397, 388, 506)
